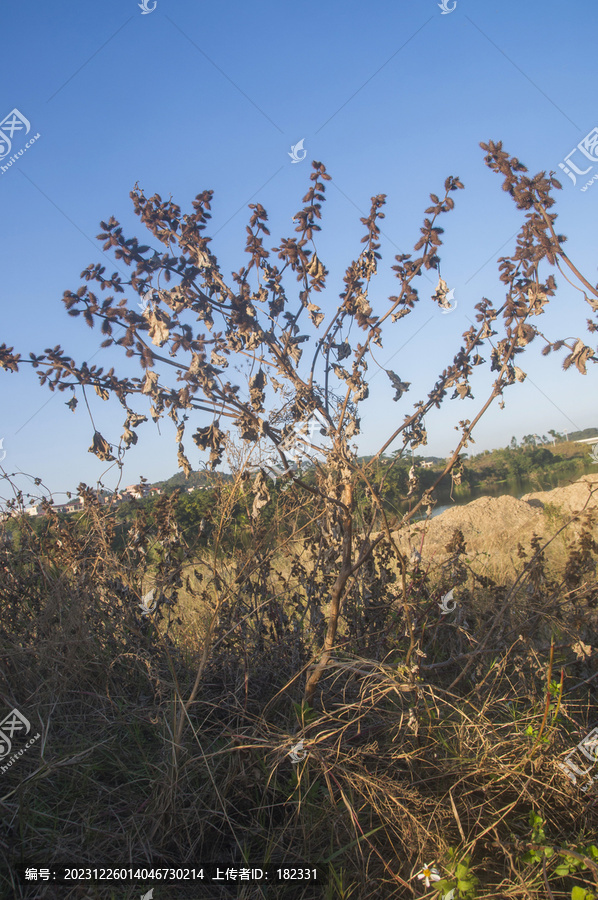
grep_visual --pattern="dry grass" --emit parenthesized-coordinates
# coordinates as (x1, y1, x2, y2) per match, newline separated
(0, 480, 597, 899)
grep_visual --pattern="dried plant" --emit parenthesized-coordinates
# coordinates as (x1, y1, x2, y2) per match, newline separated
(2, 144, 596, 708)
(1, 144, 598, 899)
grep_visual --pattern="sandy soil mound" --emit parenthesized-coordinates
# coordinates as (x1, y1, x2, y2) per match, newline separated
(520, 474, 598, 515)
(392, 474, 598, 574)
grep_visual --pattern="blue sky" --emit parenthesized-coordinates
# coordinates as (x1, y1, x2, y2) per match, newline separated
(0, 0, 596, 505)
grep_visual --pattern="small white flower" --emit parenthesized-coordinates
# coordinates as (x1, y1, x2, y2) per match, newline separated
(417, 863, 441, 888)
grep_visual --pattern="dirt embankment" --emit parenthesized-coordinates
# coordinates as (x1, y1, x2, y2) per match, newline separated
(393, 474, 598, 577)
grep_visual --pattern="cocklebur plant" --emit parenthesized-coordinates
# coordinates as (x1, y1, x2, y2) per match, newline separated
(1, 142, 596, 707)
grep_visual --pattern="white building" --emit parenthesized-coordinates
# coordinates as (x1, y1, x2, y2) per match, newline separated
(54, 499, 83, 514)
(122, 484, 149, 500)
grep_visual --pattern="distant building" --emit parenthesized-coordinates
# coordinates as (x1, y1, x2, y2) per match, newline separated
(54, 498, 83, 515)
(122, 484, 149, 500)
(24, 505, 44, 517)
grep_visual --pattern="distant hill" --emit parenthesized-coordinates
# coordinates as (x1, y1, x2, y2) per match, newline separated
(156, 454, 448, 489)
(111, 429, 598, 497)
(568, 426, 598, 441)
(155, 469, 233, 492)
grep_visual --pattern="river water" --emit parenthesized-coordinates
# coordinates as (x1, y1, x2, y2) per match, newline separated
(410, 460, 596, 521)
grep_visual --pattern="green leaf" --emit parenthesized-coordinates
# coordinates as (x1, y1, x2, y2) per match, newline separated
(555, 864, 571, 876)
(571, 887, 587, 900)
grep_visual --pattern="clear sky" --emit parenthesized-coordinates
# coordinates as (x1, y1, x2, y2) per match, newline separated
(1, 0, 597, 506)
